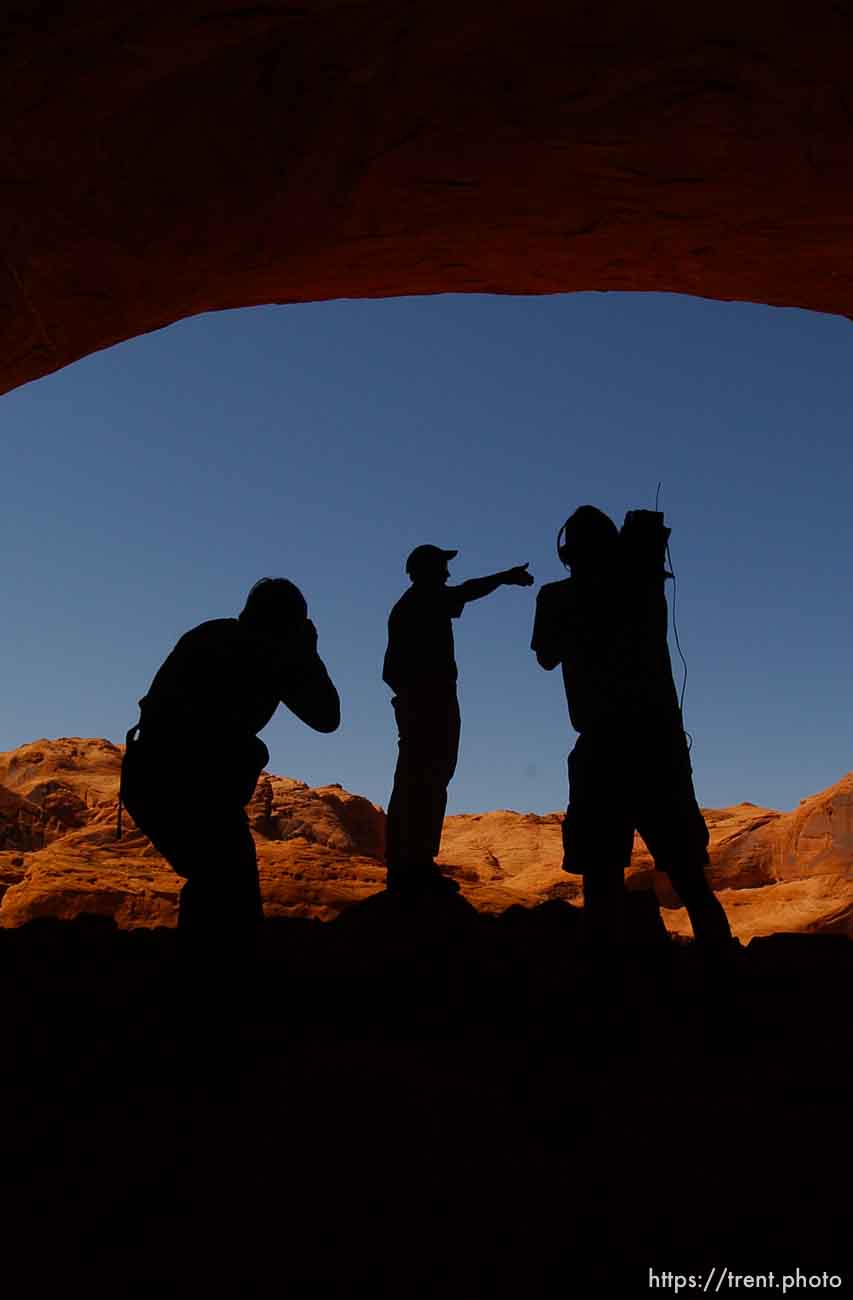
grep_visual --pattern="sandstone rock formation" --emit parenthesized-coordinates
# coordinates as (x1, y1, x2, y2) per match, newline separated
(438, 778, 853, 940)
(0, 737, 850, 939)
(0, 818, 383, 930)
(4, 3, 853, 397)
(0, 737, 386, 927)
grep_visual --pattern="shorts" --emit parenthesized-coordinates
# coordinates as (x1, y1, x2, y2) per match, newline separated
(562, 726, 710, 880)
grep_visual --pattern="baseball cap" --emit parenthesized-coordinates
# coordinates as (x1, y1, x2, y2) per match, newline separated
(405, 544, 458, 576)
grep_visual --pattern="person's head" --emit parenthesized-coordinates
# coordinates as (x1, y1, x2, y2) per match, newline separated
(556, 506, 619, 573)
(405, 544, 457, 586)
(239, 577, 308, 637)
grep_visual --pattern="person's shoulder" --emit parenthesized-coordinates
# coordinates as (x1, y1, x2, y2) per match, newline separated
(388, 588, 413, 619)
(390, 584, 458, 617)
(534, 580, 576, 631)
(175, 618, 239, 650)
(536, 577, 573, 603)
(184, 617, 238, 638)
(392, 584, 444, 612)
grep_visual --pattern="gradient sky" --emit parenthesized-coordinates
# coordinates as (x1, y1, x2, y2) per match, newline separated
(2, 291, 851, 815)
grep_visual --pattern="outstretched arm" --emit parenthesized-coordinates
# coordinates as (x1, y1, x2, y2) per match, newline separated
(278, 619, 341, 733)
(456, 563, 534, 605)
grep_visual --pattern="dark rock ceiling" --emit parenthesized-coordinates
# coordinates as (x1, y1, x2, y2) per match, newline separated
(3, 2, 853, 394)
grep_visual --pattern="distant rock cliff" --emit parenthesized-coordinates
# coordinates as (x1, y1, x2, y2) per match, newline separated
(0, 737, 850, 939)
(0, 738, 386, 927)
(437, 780, 853, 939)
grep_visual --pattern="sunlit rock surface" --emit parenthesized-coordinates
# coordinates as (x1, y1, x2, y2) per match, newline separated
(0, 738, 850, 938)
(0, 738, 387, 925)
(438, 780, 853, 939)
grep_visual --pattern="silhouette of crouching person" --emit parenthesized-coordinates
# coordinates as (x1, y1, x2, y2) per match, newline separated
(120, 579, 340, 951)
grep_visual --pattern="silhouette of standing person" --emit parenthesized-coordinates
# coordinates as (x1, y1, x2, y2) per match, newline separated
(383, 545, 534, 896)
(120, 578, 340, 948)
(531, 507, 732, 949)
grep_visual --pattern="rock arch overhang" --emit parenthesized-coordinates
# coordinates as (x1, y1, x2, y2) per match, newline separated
(3, 1, 853, 397)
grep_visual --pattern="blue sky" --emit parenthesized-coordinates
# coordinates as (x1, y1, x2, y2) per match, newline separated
(2, 291, 851, 814)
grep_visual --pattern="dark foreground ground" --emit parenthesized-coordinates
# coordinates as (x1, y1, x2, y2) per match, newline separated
(0, 893, 849, 1298)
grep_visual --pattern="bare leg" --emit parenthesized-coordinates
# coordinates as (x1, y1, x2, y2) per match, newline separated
(582, 867, 626, 949)
(668, 863, 733, 948)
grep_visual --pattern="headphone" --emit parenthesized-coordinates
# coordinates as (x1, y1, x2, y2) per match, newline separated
(556, 519, 571, 567)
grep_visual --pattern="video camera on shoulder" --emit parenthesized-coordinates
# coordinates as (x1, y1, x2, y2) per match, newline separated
(620, 509, 671, 573)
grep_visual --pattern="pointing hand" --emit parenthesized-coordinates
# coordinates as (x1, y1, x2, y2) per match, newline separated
(505, 563, 535, 588)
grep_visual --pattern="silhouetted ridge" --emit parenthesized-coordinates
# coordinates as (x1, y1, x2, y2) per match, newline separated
(0, 910, 847, 1296)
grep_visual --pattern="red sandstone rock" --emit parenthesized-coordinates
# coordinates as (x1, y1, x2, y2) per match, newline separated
(0, 738, 850, 939)
(248, 774, 385, 861)
(3, 3, 853, 396)
(0, 784, 48, 853)
(0, 737, 126, 805)
(437, 776, 853, 939)
(0, 737, 387, 926)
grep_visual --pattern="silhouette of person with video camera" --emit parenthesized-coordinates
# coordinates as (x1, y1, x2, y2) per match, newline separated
(532, 507, 732, 950)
